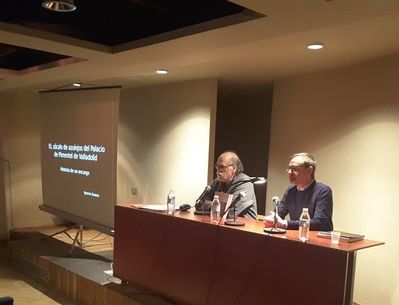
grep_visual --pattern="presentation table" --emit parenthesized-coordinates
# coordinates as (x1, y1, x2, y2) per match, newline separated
(114, 204, 383, 305)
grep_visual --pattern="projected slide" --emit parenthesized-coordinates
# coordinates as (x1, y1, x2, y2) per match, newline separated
(47, 143, 106, 198)
(40, 87, 119, 229)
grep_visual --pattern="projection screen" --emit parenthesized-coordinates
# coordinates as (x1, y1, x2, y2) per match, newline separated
(40, 87, 119, 233)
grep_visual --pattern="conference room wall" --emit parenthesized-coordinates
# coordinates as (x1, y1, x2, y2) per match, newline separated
(0, 152, 12, 240)
(0, 91, 55, 238)
(215, 83, 273, 215)
(117, 79, 217, 205)
(267, 53, 399, 305)
(0, 79, 216, 236)
(0, 103, 7, 239)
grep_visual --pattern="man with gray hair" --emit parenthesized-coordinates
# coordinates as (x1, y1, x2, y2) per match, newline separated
(195, 151, 257, 219)
(264, 152, 333, 231)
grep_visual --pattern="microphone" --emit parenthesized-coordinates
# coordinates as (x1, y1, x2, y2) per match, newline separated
(220, 191, 246, 217)
(230, 191, 246, 209)
(194, 185, 211, 215)
(264, 195, 286, 234)
(224, 191, 246, 226)
(272, 196, 280, 207)
(196, 185, 211, 204)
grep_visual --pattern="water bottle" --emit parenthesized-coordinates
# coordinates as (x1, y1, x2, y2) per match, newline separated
(299, 208, 310, 242)
(210, 195, 221, 224)
(167, 190, 175, 215)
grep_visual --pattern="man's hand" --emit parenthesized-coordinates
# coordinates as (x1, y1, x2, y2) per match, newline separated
(263, 212, 275, 228)
(263, 211, 287, 229)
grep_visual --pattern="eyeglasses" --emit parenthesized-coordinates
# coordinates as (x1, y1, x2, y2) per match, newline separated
(215, 163, 234, 170)
(286, 166, 304, 174)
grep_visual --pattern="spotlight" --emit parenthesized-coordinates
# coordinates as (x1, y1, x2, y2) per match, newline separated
(156, 69, 168, 75)
(42, 0, 76, 12)
(307, 43, 324, 50)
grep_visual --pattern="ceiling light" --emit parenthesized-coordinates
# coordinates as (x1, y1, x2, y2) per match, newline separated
(72, 83, 81, 87)
(307, 43, 324, 50)
(156, 69, 168, 75)
(42, 0, 77, 12)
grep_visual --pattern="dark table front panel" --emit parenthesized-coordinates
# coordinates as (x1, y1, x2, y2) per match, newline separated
(114, 205, 383, 305)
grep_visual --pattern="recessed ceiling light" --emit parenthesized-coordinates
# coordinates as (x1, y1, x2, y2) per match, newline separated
(42, 0, 77, 12)
(156, 69, 168, 75)
(307, 43, 324, 50)
(72, 83, 81, 87)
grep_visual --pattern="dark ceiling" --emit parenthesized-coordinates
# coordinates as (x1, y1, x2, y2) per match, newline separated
(0, 43, 69, 71)
(2, 0, 247, 46)
(0, 0, 261, 74)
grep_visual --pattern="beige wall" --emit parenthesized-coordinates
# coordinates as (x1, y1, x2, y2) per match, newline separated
(117, 79, 217, 205)
(0, 79, 217, 238)
(0, 91, 55, 237)
(0, 103, 8, 238)
(267, 54, 399, 305)
(1, 56, 396, 302)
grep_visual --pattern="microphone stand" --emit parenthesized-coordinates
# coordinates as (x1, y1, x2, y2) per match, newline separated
(194, 185, 211, 215)
(264, 203, 286, 234)
(223, 177, 266, 226)
(224, 202, 244, 227)
(194, 199, 210, 215)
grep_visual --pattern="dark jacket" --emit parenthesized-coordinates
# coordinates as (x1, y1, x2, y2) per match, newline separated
(195, 172, 257, 219)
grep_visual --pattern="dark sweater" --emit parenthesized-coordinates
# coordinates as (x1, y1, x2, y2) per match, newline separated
(278, 180, 333, 231)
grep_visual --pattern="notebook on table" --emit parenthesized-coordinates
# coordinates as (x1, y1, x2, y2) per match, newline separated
(317, 231, 365, 243)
